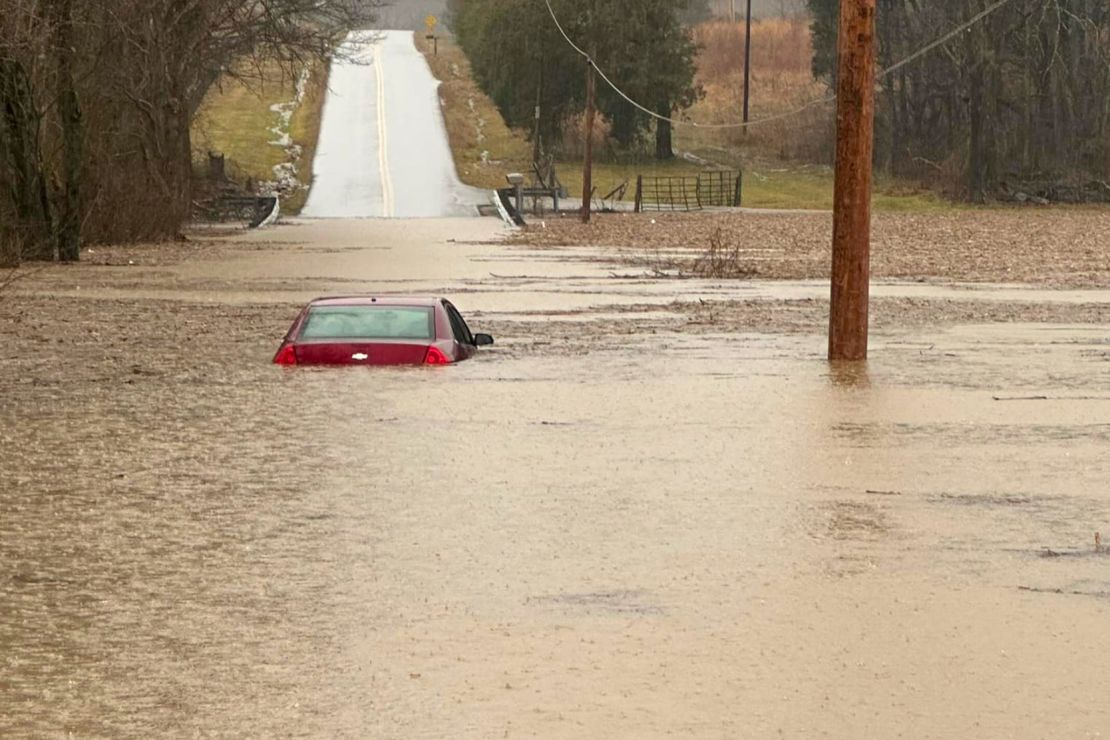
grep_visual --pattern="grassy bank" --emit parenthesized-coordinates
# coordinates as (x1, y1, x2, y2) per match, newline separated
(423, 24, 952, 212)
(550, 158, 952, 212)
(415, 34, 532, 190)
(192, 60, 329, 215)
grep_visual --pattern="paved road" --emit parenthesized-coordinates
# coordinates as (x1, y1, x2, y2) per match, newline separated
(301, 30, 487, 218)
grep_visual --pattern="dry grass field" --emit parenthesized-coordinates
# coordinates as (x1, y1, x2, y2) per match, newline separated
(682, 17, 831, 161)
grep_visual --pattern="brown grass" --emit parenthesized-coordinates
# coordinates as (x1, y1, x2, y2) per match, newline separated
(690, 227, 759, 277)
(192, 59, 329, 215)
(679, 17, 833, 162)
(284, 64, 329, 213)
(694, 18, 813, 79)
(415, 34, 532, 189)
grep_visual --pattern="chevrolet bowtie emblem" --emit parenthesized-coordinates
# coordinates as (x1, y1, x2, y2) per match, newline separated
(352, 353, 369, 360)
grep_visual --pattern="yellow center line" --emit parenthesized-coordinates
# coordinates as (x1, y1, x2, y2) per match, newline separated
(374, 44, 394, 218)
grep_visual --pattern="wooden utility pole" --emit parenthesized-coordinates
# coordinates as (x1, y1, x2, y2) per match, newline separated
(581, 51, 596, 224)
(742, 0, 752, 132)
(828, 0, 876, 361)
(533, 59, 544, 167)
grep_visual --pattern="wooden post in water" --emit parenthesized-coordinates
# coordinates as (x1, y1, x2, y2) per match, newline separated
(828, 0, 876, 361)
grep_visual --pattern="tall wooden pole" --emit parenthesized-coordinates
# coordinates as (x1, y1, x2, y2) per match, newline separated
(533, 52, 544, 167)
(581, 52, 596, 224)
(828, 0, 876, 361)
(742, 0, 752, 132)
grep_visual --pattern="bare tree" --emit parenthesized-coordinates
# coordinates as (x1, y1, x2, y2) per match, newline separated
(812, 0, 1110, 200)
(0, 0, 380, 265)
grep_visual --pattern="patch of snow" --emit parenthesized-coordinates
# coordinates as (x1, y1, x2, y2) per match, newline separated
(259, 68, 312, 200)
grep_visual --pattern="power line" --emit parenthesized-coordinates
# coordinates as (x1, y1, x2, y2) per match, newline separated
(880, 0, 1018, 78)
(543, 0, 1022, 130)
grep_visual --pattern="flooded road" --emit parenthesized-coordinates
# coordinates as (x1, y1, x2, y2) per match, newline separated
(2, 218, 1109, 737)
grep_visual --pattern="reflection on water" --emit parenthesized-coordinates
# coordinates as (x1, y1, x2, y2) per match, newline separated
(826, 360, 872, 389)
(817, 500, 890, 541)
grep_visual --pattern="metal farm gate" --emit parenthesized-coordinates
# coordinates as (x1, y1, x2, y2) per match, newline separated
(696, 170, 743, 207)
(634, 170, 742, 212)
(634, 175, 700, 212)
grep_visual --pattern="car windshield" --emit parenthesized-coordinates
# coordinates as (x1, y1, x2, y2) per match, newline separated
(299, 306, 434, 340)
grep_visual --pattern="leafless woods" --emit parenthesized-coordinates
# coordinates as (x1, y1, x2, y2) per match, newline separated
(0, 0, 377, 265)
(811, 0, 1110, 201)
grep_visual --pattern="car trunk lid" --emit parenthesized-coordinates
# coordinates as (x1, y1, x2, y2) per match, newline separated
(294, 341, 431, 366)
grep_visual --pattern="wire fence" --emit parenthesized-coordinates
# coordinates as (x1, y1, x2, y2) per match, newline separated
(634, 170, 742, 212)
(696, 170, 743, 208)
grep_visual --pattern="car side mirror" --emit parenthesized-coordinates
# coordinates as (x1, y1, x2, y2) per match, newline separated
(473, 333, 494, 346)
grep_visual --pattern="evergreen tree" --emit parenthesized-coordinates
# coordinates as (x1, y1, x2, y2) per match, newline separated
(453, 0, 701, 160)
(806, 0, 837, 81)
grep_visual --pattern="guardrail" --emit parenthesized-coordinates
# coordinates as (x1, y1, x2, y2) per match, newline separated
(197, 195, 280, 228)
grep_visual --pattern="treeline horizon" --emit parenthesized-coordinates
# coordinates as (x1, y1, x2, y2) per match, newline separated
(810, 0, 1110, 201)
(452, 0, 1110, 203)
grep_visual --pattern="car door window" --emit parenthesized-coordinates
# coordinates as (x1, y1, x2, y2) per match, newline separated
(443, 302, 474, 345)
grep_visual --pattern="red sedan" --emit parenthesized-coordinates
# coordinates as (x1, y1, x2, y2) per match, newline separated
(273, 296, 494, 366)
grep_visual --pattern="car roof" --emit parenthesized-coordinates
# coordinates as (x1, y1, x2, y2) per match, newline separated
(308, 295, 442, 308)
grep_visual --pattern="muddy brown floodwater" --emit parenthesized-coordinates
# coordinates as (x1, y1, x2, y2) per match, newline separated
(2, 218, 1109, 738)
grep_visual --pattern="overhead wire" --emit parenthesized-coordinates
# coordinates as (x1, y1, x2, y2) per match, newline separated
(543, 0, 1023, 130)
(878, 0, 1018, 78)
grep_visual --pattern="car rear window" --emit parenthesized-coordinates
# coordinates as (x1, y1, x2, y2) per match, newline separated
(299, 306, 434, 340)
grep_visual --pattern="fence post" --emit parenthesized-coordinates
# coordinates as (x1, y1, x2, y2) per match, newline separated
(734, 172, 743, 207)
(634, 175, 643, 213)
(208, 151, 226, 181)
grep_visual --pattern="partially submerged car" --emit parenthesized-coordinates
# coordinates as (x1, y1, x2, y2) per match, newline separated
(273, 296, 493, 366)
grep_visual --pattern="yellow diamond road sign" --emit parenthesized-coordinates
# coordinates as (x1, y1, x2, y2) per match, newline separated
(425, 15, 438, 32)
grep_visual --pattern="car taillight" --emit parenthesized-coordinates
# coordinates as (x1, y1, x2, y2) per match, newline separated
(273, 343, 297, 365)
(424, 345, 449, 365)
